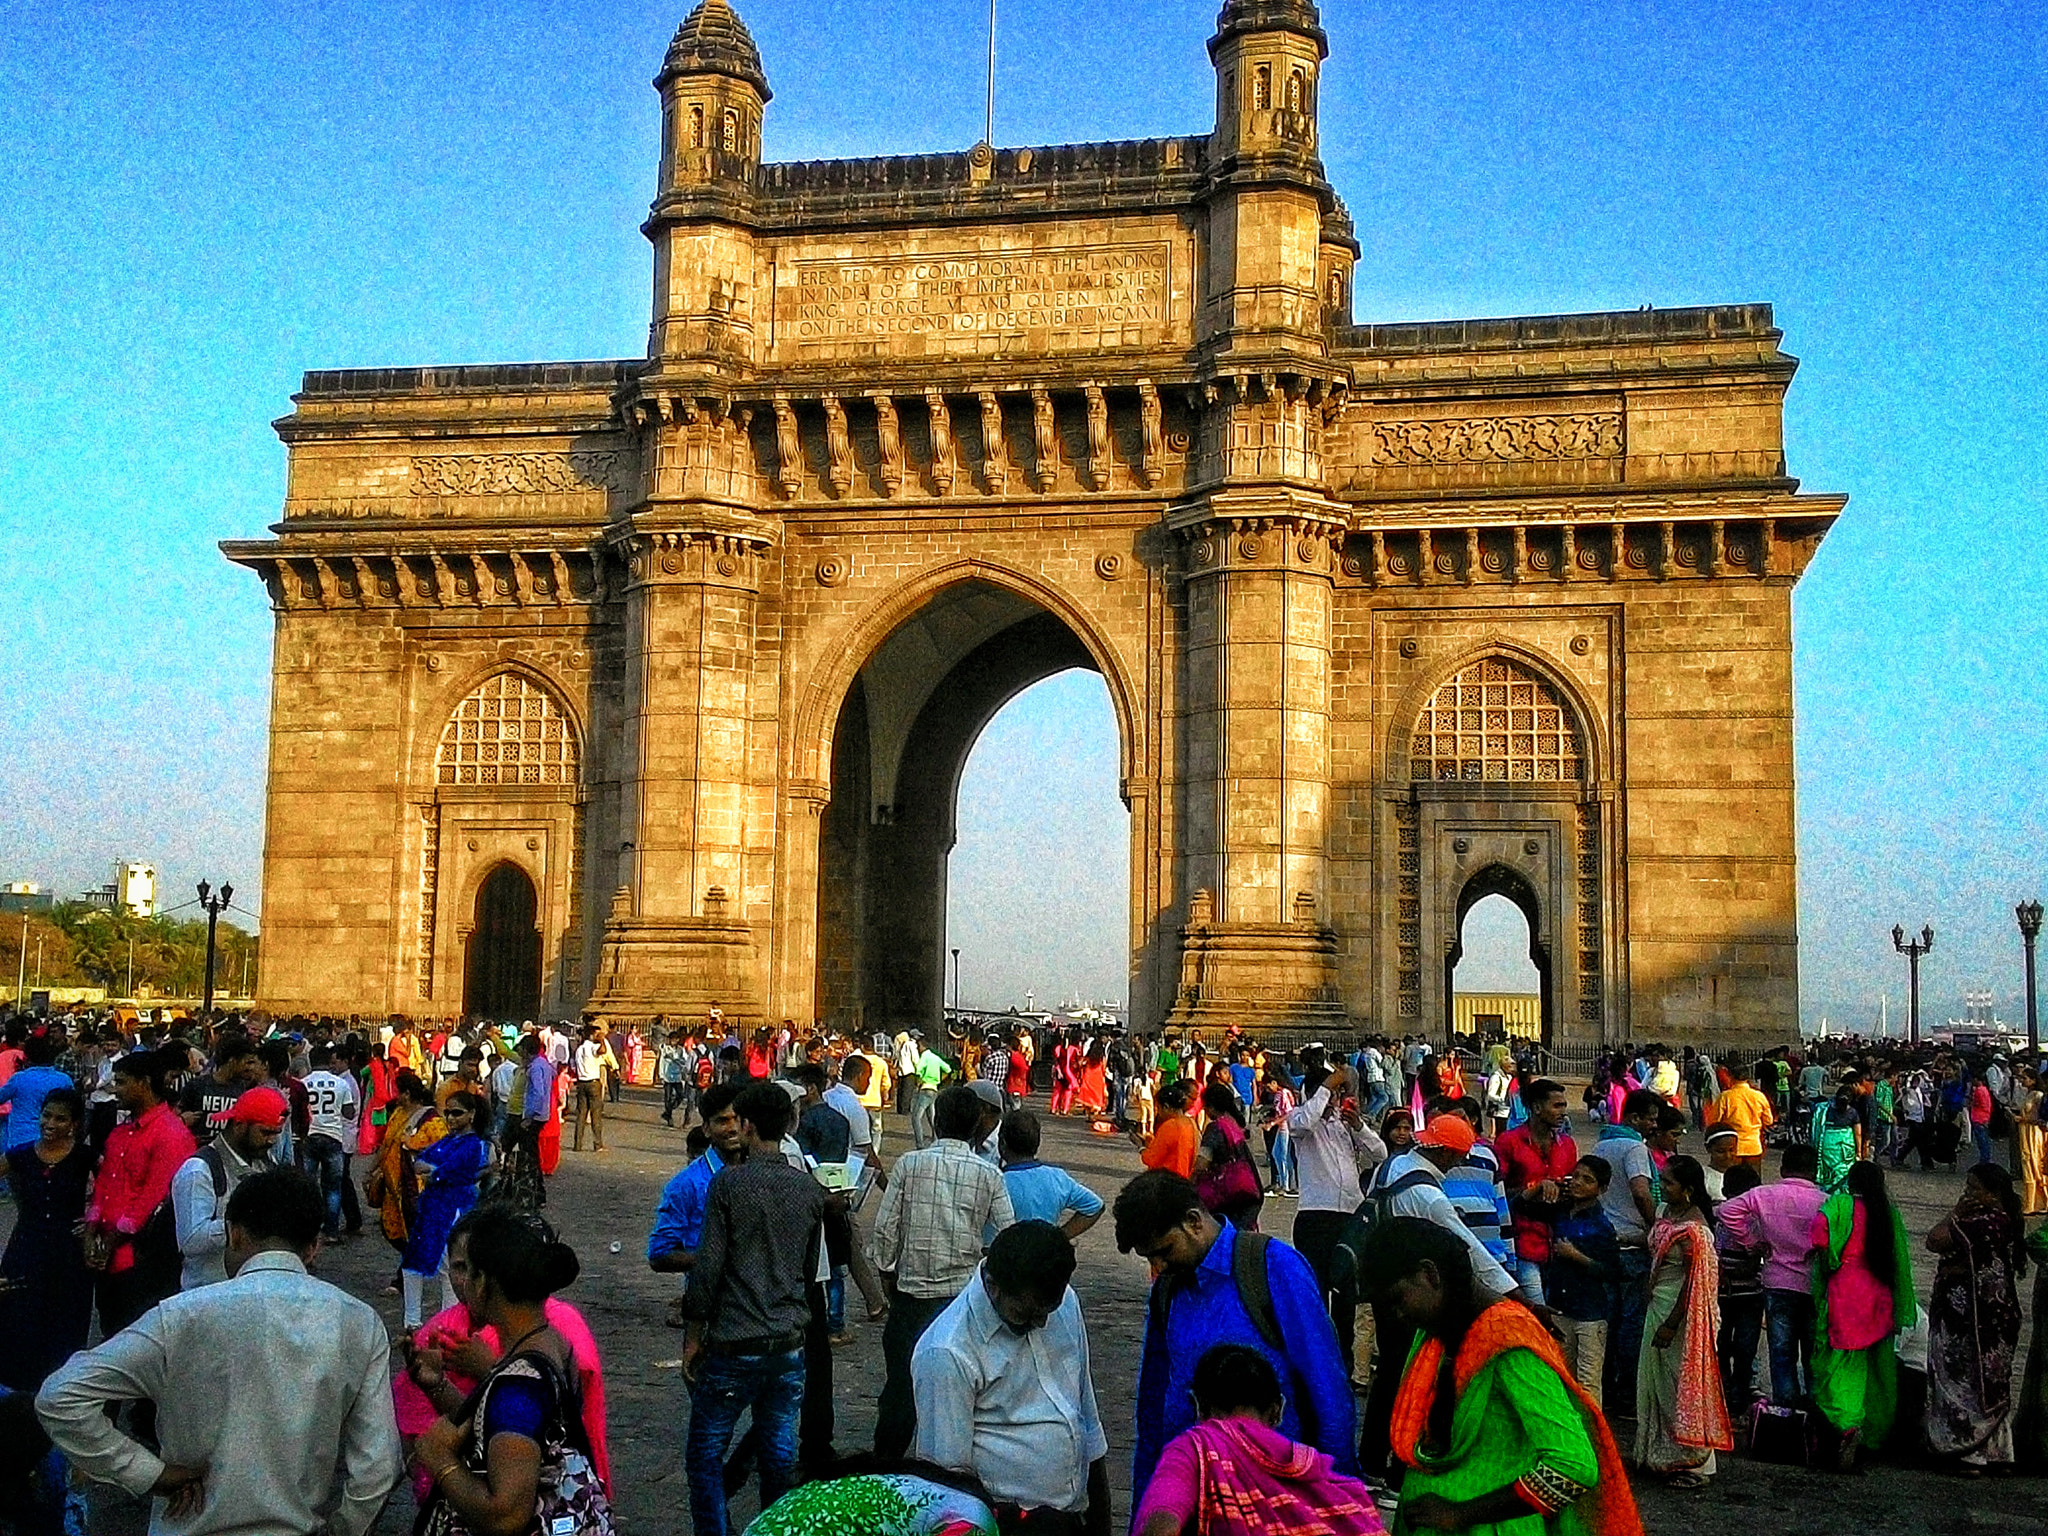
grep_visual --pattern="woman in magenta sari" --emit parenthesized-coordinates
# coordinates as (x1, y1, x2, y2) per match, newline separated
(1136, 1344, 1383, 1536)
(1809, 1160, 1916, 1466)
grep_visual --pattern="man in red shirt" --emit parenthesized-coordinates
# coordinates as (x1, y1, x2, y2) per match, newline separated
(1492, 1077, 1579, 1303)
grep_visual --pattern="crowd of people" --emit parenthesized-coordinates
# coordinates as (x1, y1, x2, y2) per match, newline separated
(4, 1006, 2048, 1536)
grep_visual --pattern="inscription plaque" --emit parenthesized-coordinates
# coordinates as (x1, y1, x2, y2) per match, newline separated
(786, 243, 1170, 351)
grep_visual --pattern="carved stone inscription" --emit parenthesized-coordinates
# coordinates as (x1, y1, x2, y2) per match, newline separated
(787, 244, 1170, 351)
(410, 449, 635, 498)
(1370, 413, 1624, 467)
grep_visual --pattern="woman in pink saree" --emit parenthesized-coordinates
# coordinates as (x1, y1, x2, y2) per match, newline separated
(396, 1215, 612, 1501)
(1634, 1155, 1732, 1488)
(1135, 1344, 1382, 1536)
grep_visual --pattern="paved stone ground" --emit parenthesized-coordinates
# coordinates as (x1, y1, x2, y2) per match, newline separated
(29, 1090, 2048, 1534)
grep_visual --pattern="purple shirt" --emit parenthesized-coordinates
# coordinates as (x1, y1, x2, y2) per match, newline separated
(1717, 1176, 1827, 1293)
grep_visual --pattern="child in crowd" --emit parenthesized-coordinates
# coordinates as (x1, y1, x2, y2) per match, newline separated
(1546, 1154, 1622, 1406)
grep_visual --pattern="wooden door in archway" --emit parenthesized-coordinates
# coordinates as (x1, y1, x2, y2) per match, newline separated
(464, 863, 541, 1023)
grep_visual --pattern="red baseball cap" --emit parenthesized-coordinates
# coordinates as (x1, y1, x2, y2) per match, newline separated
(214, 1086, 288, 1131)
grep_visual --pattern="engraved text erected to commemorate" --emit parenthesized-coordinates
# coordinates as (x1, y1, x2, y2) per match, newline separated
(785, 243, 1170, 351)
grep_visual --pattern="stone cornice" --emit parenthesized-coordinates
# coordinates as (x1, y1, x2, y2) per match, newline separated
(220, 540, 619, 614)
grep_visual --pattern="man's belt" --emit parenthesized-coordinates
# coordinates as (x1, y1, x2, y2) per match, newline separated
(705, 1330, 805, 1357)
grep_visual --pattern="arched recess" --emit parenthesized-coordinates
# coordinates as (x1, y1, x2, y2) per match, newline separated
(790, 559, 1142, 797)
(464, 861, 542, 1023)
(1384, 645, 1612, 1049)
(1444, 863, 1552, 1042)
(807, 572, 1132, 1034)
(418, 666, 587, 1017)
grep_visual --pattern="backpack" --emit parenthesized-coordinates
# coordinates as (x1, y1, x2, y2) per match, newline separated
(1149, 1228, 1284, 1355)
(694, 1053, 714, 1089)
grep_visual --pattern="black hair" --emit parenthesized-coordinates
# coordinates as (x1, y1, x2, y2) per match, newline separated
(1661, 1154, 1716, 1224)
(1190, 1343, 1283, 1418)
(455, 1202, 581, 1303)
(1113, 1170, 1205, 1254)
(38, 1087, 85, 1127)
(1199, 1081, 1245, 1128)
(1722, 1164, 1764, 1200)
(1576, 1153, 1612, 1188)
(113, 1048, 177, 1099)
(445, 1090, 487, 1121)
(734, 1082, 794, 1143)
(309, 1042, 334, 1067)
(1621, 1087, 1666, 1122)
(1845, 1160, 1898, 1281)
(1655, 1103, 1688, 1136)
(933, 1084, 983, 1143)
(1157, 1079, 1194, 1113)
(792, 1063, 829, 1094)
(999, 1108, 1043, 1160)
(394, 1069, 429, 1104)
(215, 1035, 258, 1065)
(1967, 1163, 2029, 1277)
(985, 1220, 1076, 1303)
(224, 1166, 326, 1249)
(1779, 1143, 1820, 1181)
(697, 1079, 747, 1124)
(840, 1052, 871, 1083)
(1356, 1215, 1475, 1309)
(23, 1033, 57, 1067)
(1525, 1078, 1566, 1107)
(258, 1039, 291, 1076)
(684, 1125, 711, 1159)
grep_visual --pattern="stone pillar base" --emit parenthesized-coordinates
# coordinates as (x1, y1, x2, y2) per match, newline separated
(583, 888, 764, 1031)
(1165, 917, 1349, 1041)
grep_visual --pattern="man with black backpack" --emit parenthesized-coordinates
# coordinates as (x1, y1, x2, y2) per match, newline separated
(1113, 1169, 1356, 1511)
(170, 1088, 287, 1290)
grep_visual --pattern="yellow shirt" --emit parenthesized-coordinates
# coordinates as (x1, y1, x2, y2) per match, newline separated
(1709, 1083, 1775, 1157)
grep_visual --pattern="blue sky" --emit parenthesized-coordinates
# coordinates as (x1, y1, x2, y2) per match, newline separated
(3, 1, 2042, 1028)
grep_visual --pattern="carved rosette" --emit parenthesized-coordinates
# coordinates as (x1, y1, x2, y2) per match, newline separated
(1174, 512, 1345, 578)
(615, 529, 769, 592)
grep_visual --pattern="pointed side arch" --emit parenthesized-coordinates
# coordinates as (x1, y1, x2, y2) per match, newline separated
(789, 558, 1142, 797)
(1384, 640, 1608, 786)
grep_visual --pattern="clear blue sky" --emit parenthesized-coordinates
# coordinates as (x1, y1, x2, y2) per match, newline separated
(2, 1, 2041, 1028)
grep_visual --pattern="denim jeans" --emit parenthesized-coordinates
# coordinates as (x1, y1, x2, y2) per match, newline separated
(686, 1346, 804, 1536)
(1514, 1255, 1547, 1308)
(826, 1268, 847, 1334)
(1764, 1288, 1815, 1405)
(302, 1134, 348, 1237)
(1604, 1246, 1653, 1416)
(1267, 1130, 1297, 1192)
(1973, 1122, 1998, 1167)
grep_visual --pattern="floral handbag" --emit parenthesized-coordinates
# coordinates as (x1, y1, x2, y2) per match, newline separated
(417, 1351, 614, 1536)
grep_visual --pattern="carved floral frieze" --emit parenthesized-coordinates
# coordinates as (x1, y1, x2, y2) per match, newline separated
(410, 450, 636, 498)
(1369, 413, 1624, 468)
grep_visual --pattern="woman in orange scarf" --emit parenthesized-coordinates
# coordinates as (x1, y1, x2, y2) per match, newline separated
(1359, 1216, 1641, 1536)
(1633, 1155, 1732, 1488)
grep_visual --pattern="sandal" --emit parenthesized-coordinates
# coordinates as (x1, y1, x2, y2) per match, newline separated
(1666, 1472, 1710, 1490)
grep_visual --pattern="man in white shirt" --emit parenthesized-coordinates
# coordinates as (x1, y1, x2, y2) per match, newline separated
(571, 1025, 608, 1152)
(38, 1166, 400, 1536)
(299, 1045, 360, 1242)
(826, 1054, 888, 1187)
(1285, 1056, 1387, 1369)
(913, 1221, 1110, 1535)
(172, 1087, 286, 1290)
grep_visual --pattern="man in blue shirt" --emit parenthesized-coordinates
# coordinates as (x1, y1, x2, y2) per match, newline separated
(0, 1033, 75, 1153)
(1113, 1169, 1356, 1504)
(649, 1081, 748, 1277)
(997, 1110, 1104, 1240)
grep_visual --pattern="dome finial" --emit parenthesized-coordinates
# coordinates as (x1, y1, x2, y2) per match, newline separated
(659, 0, 772, 101)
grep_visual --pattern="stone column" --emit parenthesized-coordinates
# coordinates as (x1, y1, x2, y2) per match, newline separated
(589, 519, 772, 1028)
(1168, 488, 1347, 1034)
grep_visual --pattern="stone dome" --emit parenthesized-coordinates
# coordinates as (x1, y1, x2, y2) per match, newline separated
(1211, 0, 1327, 56)
(659, 0, 772, 100)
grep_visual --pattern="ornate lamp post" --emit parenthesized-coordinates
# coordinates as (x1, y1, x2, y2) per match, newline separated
(2019, 901, 2044, 1057)
(197, 880, 233, 1016)
(951, 947, 962, 1018)
(1892, 923, 1934, 1048)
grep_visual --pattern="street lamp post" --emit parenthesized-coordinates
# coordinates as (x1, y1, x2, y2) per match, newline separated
(1892, 923, 1935, 1048)
(197, 880, 233, 1016)
(951, 947, 961, 1017)
(2019, 900, 2044, 1058)
(13, 912, 25, 1008)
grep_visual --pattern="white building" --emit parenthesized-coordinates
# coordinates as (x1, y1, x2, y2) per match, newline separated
(113, 861, 157, 918)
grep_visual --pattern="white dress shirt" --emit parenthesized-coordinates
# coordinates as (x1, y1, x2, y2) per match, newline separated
(823, 1083, 873, 1152)
(912, 1269, 1108, 1513)
(37, 1250, 400, 1536)
(1285, 1086, 1388, 1213)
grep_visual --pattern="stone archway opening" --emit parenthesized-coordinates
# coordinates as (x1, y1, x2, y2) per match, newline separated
(1445, 865, 1552, 1045)
(465, 862, 542, 1023)
(815, 579, 1122, 1035)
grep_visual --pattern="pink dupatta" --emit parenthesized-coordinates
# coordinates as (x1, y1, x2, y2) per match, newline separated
(393, 1298, 613, 1498)
(1648, 1218, 1734, 1451)
(1153, 1417, 1385, 1536)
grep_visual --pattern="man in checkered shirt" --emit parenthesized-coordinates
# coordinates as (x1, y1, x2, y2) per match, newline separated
(868, 1083, 1016, 1460)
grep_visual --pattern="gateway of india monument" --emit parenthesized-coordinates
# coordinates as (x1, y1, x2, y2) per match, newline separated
(226, 0, 1843, 1049)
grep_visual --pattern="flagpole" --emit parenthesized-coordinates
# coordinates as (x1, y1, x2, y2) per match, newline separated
(986, 0, 997, 146)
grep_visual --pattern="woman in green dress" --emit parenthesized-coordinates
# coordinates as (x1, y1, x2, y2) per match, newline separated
(1809, 1159, 1916, 1467)
(1811, 1082, 1863, 1192)
(1359, 1216, 1642, 1536)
